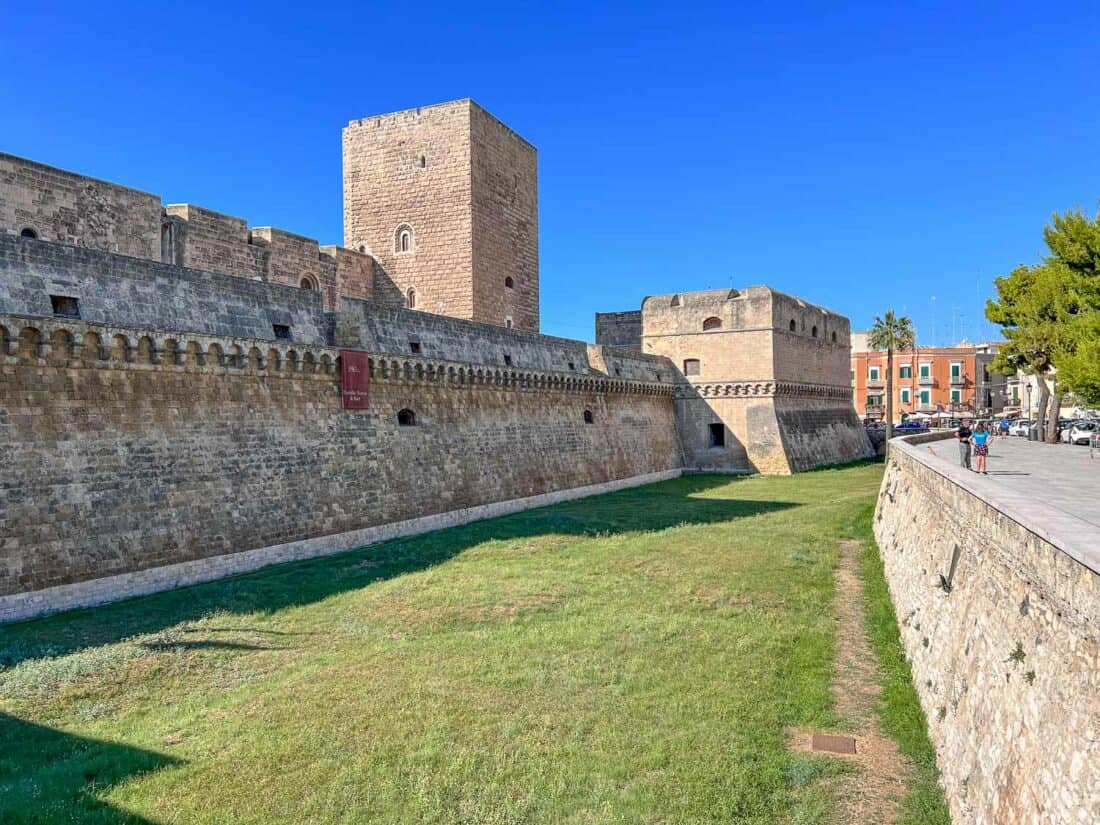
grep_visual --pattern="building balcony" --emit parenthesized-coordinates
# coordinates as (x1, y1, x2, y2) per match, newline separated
(918, 375, 935, 386)
(866, 378, 885, 389)
(950, 374, 966, 386)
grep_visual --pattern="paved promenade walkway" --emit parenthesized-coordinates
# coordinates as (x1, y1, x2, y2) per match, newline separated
(922, 434, 1100, 570)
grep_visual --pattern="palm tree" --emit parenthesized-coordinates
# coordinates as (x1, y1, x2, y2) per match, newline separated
(868, 311, 916, 440)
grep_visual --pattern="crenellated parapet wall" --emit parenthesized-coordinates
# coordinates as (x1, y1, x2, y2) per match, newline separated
(874, 435, 1099, 824)
(0, 312, 674, 398)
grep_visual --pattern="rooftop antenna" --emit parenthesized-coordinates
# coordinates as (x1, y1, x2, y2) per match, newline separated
(930, 295, 937, 348)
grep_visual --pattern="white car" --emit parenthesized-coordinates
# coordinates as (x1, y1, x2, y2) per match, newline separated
(1068, 421, 1097, 445)
(1008, 419, 1032, 437)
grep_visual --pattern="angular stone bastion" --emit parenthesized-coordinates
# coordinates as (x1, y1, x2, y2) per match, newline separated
(874, 433, 1099, 824)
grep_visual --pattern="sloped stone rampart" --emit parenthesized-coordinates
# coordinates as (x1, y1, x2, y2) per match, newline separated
(874, 434, 1099, 824)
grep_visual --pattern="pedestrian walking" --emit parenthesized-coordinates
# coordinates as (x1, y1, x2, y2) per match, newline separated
(999, 416, 1010, 440)
(972, 422, 990, 474)
(957, 419, 973, 470)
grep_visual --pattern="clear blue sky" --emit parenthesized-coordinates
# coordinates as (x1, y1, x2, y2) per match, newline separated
(5, 1, 1099, 344)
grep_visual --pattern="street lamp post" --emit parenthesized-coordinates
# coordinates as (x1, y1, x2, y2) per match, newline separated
(1026, 381, 1034, 441)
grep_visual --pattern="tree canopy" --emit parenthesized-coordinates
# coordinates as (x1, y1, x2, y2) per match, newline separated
(867, 310, 915, 354)
(986, 207, 1100, 406)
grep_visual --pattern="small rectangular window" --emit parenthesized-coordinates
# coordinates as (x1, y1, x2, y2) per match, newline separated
(709, 423, 725, 447)
(899, 365, 912, 379)
(919, 363, 931, 378)
(567, 362, 575, 371)
(951, 363, 961, 378)
(951, 388, 961, 402)
(869, 366, 880, 380)
(409, 341, 421, 354)
(900, 388, 911, 403)
(503, 353, 512, 366)
(683, 358, 700, 376)
(50, 295, 80, 318)
(272, 324, 291, 341)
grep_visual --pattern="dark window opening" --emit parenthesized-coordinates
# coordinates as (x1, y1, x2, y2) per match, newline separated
(406, 287, 416, 308)
(420, 155, 426, 168)
(583, 409, 594, 424)
(683, 358, 700, 376)
(20, 227, 38, 239)
(831, 331, 837, 343)
(789, 319, 796, 332)
(300, 277, 315, 290)
(670, 294, 681, 307)
(505, 276, 514, 288)
(505, 317, 513, 329)
(567, 362, 575, 371)
(50, 295, 80, 318)
(811, 325, 818, 338)
(273, 324, 292, 341)
(709, 423, 725, 447)
(614, 367, 621, 376)
(702, 316, 722, 331)
(397, 408, 416, 426)
(503, 353, 513, 366)
(409, 341, 421, 354)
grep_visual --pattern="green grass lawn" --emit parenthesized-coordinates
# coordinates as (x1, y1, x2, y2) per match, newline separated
(0, 464, 941, 824)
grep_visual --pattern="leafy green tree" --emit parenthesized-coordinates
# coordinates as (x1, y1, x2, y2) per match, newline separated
(988, 208, 1100, 436)
(868, 311, 916, 440)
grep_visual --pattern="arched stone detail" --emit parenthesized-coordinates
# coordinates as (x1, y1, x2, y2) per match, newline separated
(112, 334, 132, 363)
(138, 335, 157, 364)
(48, 328, 74, 362)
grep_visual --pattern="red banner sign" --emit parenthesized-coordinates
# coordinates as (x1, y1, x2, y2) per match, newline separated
(340, 350, 370, 410)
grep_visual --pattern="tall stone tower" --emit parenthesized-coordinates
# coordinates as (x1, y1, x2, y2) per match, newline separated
(343, 99, 539, 331)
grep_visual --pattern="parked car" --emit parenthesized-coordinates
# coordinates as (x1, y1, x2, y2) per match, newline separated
(1069, 421, 1097, 445)
(1008, 419, 1032, 437)
(895, 421, 924, 431)
(1059, 421, 1079, 443)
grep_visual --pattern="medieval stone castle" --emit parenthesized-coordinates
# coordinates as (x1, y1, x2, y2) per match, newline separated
(0, 98, 870, 621)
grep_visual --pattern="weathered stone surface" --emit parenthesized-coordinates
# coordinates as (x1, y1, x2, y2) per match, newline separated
(0, 233, 329, 344)
(609, 287, 871, 473)
(0, 313, 680, 615)
(343, 99, 539, 330)
(874, 434, 1100, 824)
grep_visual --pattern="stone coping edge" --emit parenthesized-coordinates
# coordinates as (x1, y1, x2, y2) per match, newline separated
(889, 432, 1099, 575)
(0, 468, 683, 625)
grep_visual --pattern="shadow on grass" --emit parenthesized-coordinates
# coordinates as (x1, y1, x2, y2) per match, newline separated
(0, 475, 797, 668)
(0, 711, 181, 824)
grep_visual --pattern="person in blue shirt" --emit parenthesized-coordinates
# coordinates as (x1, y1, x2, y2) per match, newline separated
(972, 422, 990, 474)
(999, 417, 1010, 439)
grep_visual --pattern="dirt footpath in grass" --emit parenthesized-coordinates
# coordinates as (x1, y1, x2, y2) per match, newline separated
(790, 539, 914, 825)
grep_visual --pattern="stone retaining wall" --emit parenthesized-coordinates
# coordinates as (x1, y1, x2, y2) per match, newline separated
(874, 435, 1099, 823)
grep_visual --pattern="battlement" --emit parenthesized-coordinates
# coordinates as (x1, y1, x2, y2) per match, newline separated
(0, 311, 673, 397)
(2, 152, 373, 313)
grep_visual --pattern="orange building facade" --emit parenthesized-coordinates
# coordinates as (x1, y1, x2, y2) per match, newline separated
(851, 345, 1007, 423)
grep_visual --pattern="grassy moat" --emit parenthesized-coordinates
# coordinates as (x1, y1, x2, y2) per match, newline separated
(0, 466, 947, 824)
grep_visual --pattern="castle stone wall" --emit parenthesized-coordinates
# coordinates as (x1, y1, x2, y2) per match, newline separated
(335, 299, 594, 372)
(634, 287, 869, 473)
(343, 101, 476, 320)
(595, 310, 642, 349)
(874, 435, 1099, 824)
(0, 313, 680, 619)
(0, 234, 328, 345)
(1, 153, 161, 260)
(470, 103, 539, 330)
